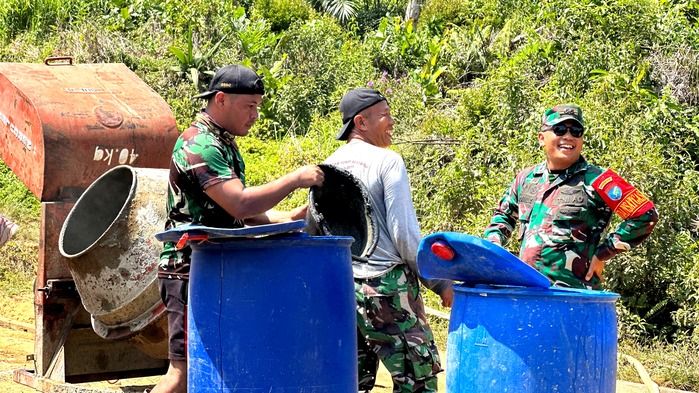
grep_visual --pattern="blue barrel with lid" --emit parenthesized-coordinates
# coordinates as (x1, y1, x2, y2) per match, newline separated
(156, 221, 358, 393)
(417, 232, 619, 393)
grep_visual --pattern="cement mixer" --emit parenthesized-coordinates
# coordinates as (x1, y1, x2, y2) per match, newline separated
(0, 58, 178, 390)
(59, 165, 169, 359)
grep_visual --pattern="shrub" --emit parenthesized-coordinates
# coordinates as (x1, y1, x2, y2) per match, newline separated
(0, 0, 81, 42)
(251, 0, 315, 32)
(649, 44, 699, 106)
(262, 17, 375, 135)
(418, 0, 536, 31)
(3, 1, 699, 389)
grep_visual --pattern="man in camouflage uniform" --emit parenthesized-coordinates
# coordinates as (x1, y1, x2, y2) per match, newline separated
(324, 88, 454, 393)
(152, 65, 324, 393)
(484, 104, 659, 289)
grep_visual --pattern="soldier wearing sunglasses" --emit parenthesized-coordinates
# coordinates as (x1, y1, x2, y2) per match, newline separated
(484, 104, 659, 289)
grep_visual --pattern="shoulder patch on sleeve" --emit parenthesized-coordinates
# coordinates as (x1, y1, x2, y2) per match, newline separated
(591, 169, 654, 219)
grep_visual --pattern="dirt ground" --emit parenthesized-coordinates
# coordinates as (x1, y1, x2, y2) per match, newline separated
(0, 290, 444, 392)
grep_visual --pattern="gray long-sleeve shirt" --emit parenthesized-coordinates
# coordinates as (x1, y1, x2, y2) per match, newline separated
(324, 140, 451, 295)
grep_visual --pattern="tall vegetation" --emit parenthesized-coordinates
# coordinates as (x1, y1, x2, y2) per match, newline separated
(1, 0, 698, 389)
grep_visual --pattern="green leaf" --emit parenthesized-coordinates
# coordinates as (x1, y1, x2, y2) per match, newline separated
(168, 46, 188, 64)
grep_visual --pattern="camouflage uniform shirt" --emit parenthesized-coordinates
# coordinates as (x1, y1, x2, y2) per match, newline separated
(158, 111, 246, 278)
(484, 156, 658, 288)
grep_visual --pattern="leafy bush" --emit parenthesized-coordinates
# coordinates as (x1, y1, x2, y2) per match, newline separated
(366, 17, 430, 76)
(0, 0, 80, 42)
(619, 338, 699, 390)
(227, 6, 279, 67)
(158, 0, 232, 38)
(439, 23, 498, 86)
(100, 0, 165, 31)
(309, 0, 407, 33)
(251, 0, 315, 32)
(419, 0, 535, 31)
(418, 0, 473, 29)
(260, 17, 375, 135)
(0, 162, 39, 222)
(352, 0, 407, 33)
(168, 27, 226, 86)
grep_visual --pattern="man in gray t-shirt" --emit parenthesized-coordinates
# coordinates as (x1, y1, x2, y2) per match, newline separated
(325, 88, 454, 393)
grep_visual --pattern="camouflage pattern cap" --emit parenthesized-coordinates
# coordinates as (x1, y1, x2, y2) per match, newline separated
(542, 104, 585, 127)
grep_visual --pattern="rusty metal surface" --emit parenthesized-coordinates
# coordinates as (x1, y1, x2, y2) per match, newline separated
(37, 203, 75, 291)
(0, 60, 178, 202)
(34, 289, 81, 383)
(62, 327, 167, 381)
(35, 202, 81, 379)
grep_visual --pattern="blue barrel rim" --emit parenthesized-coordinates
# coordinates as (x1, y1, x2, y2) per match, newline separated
(452, 283, 620, 301)
(189, 234, 356, 250)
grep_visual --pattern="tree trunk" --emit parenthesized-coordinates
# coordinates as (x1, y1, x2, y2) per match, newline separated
(404, 0, 424, 26)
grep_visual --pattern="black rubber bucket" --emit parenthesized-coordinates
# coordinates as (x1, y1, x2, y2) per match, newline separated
(306, 164, 378, 260)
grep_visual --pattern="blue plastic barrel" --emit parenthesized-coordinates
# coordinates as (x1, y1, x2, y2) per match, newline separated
(187, 233, 357, 393)
(447, 284, 619, 393)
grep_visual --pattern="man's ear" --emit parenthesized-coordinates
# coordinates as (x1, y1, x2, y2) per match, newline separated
(214, 91, 226, 106)
(354, 114, 364, 130)
(537, 131, 545, 147)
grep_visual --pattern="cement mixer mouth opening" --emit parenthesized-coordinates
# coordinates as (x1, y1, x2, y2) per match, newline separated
(306, 164, 378, 260)
(59, 165, 136, 258)
(55, 165, 169, 356)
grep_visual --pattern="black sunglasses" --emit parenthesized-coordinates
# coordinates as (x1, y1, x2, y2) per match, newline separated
(550, 124, 585, 138)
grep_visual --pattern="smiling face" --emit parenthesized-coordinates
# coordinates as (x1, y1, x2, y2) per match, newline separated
(355, 100, 394, 148)
(538, 119, 583, 170)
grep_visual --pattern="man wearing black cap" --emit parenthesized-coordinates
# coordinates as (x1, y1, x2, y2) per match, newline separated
(485, 104, 658, 289)
(151, 64, 324, 393)
(324, 88, 454, 393)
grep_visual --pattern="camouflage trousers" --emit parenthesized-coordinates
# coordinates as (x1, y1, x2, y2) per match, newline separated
(355, 264, 442, 393)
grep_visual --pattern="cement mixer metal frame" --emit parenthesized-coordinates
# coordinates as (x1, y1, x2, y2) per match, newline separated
(14, 368, 156, 393)
(1, 59, 177, 392)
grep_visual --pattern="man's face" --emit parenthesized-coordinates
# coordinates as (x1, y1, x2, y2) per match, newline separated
(357, 101, 394, 148)
(537, 120, 583, 170)
(218, 93, 262, 136)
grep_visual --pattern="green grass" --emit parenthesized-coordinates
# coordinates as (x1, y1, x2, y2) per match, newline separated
(0, 161, 40, 291)
(619, 339, 699, 391)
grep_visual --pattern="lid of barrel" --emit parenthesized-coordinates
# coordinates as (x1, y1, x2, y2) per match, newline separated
(155, 220, 307, 244)
(417, 232, 551, 288)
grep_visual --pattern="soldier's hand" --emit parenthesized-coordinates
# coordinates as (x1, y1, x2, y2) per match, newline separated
(439, 286, 454, 308)
(288, 204, 308, 221)
(293, 165, 324, 189)
(585, 256, 606, 283)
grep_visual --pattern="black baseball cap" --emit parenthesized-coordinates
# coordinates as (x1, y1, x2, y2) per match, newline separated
(193, 64, 265, 99)
(336, 88, 387, 140)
